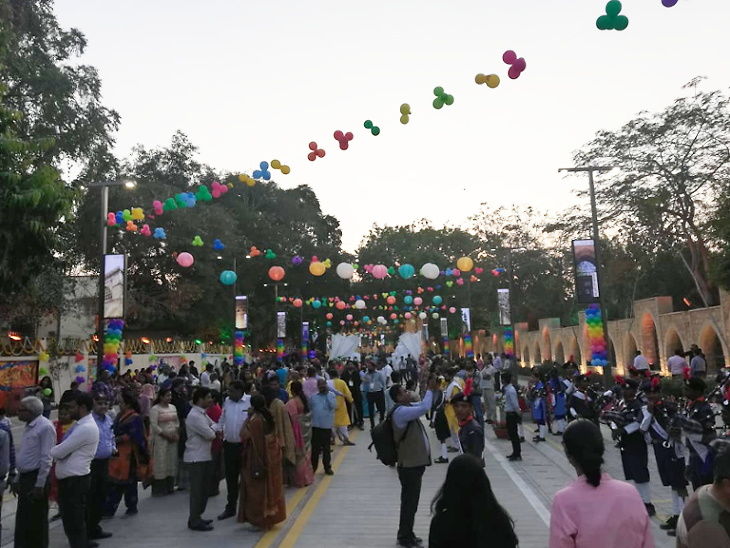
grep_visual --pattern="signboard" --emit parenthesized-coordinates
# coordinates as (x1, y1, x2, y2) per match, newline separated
(497, 288, 511, 325)
(460, 307, 471, 333)
(235, 295, 249, 329)
(276, 311, 287, 338)
(104, 254, 126, 318)
(440, 317, 448, 335)
(0, 360, 38, 413)
(572, 239, 600, 303)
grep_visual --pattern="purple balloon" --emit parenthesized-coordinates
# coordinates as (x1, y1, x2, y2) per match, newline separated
(662, 0, 678, 6)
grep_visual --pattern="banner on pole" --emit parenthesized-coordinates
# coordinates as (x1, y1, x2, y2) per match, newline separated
(497, 288, 511, 326)
(572, 239, 600, 303)
(276, 311, 286, 338)
(460, 307, 471, 333)
(235, 295, 248, 329)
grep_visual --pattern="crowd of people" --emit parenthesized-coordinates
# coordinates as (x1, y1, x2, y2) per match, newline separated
(2, 348, 729, 547)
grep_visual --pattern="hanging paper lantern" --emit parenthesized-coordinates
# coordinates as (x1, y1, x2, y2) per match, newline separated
(336, 262, 355, 279)
(420, 263, 440, 279)
(390, 313, 397, 320)
(372, 264, 388, 279)
(312, 300, 322, 309)
(362, 315, 370, 323)
(432, 313, 440, 319)
(268, 266, 285, 281)
(176, 252, 194, 268)
(404, 312, 412, 319)
(326, 313, 334, 320)
(449, 307, 457, 314)
(309, 261, 326, 276)
(346, 314, 353, 321)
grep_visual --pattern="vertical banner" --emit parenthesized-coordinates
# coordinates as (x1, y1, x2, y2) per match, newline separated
(276, 311, 286, 338)
(440, 317, 449, 356)
(235, 295, 249, 329)
(503, 327, 514, 358)
(572, 239, 600, 304)
(233, 331, 245, 366)
(585, 303, 608, 366)
(301, 322, 310, 358)
(460, 307, 472, 333)
(104, 254, 126, 318)
(497, 288, 511, 326)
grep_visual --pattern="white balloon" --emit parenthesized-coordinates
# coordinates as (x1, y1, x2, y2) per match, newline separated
(377, 316, 386, 324)
(431, 313, 440, 319)
(336, 262, 355, 279)
(354, 299, 366, 309)
(420, 263, 440, 279)
(418, 312, 427, 320)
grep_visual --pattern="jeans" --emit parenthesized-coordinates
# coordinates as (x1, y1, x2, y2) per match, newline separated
(105, 479, 138, 515)
(396, 466, 425, 542)
(366, 391, 385, 429)
(223, 442, 242, 512)
(15, 470, 49, 548)
(58, 474, 91, 548)
(506, 412, 521, 457)
(187, 461, 212, 526)
(311, 427, 332, 472)
(87, 459, 108, 535)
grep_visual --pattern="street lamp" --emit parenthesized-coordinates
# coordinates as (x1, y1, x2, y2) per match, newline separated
(88, 178, 137, 377)
(559, 165, 615, 381)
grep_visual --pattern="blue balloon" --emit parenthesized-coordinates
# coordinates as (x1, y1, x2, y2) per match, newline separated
(432, 295, 443, 305)
(398, 264, 415, 279)
(362, 316, 370, 323)
(312, 300, 322, 309)
(213, 239, 225, 250)
(219, 270, 237, 286)
(115, 211, 124, 225)
(403, 295, 413, 305)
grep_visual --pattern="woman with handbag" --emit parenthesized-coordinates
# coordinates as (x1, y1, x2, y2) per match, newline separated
(149, 388, 179, 496)
(238, 394, 286, 530)
(105, 391, 150, 516)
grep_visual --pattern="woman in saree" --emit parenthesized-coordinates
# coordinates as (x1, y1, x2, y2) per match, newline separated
(284, 381, 314, 487)
(238, 394, 286, 530)
(149, 387, 179, 496)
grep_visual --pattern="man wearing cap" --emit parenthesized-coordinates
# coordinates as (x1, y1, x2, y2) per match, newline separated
(680, 377, 717, 490)
(451, 392, 484, 465)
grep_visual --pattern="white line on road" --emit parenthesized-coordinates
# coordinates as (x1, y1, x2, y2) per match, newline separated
(484, 436, 552, 527)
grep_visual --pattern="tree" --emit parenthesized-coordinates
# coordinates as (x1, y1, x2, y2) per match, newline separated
(572, 79, 730, 305)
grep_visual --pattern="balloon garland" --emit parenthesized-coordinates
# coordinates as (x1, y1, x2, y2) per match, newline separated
(102, 319, 125, 373)
(233, 331, 245, 366)
(503, 327, 514, 358)
(464, 333, 474, 358)
(585, 304, 608, 366)
(276, 338, 285, 362)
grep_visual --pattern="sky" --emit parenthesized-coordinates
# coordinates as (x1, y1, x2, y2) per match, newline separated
(54, 0, 730, 252)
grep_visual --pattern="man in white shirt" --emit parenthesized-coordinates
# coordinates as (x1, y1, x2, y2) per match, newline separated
(216, 381, 250, 520)
(633, 350, 650, 372)
(200, 363, 213, 388)
(667, 349, 689, 377)
(185, 387, 217, 531)
(50, 392, 100, 548)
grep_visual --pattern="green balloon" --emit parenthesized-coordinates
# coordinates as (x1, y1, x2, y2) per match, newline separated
(615, 15, 628, 30)
(163, 197, 178, 211)
(606, 0, 621, 17)
(444, 95, 454, 106)
(596, 15, 609, 30)
(433, 98, 444, 109)
(433, 86, 444, 96)
(372, 127, 380, 136)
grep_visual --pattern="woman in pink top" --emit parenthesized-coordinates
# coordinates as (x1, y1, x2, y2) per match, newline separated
(549, 420, 654, 548)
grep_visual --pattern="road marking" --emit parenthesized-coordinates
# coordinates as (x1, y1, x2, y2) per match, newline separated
(254, 429, 359, 548)
(483, 436, 552, 527)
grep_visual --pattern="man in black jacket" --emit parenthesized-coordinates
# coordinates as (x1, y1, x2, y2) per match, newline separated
(452, 392, 484, 465)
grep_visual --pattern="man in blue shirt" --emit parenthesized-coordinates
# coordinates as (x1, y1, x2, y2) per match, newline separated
(502, 372, 522, 461)
(362, 361, 387, 429)
(309, 379, 336, 476)
(89, 394, 116, 540)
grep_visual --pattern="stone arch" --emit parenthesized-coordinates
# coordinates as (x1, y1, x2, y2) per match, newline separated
(568, 335, 582, 367)
(624, 332, 638, 366)
(699, 323, 726, 373)
(664, 328, 685, 362)
(640, 313, 660, 367)
(542, 328, 552, 362)
(533, 341, 542, 365)
(554, 340, 565, 365)
(608, 335, 618, 373)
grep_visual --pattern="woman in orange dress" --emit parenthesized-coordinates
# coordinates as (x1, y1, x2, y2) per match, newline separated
(238, 394, 286, 530)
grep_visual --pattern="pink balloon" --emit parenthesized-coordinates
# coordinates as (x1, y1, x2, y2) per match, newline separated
(346, 314, 353, 321)
(414, 297, 423, 306)
(372, 264, 388, 279)
(390, 313, 397, 320)
(502, 50, 517, 64)
(508, 65, 522, 79)
(176, 252, 194, 268)
(404, 312, 412, 319)
(449, 307, 456, 314)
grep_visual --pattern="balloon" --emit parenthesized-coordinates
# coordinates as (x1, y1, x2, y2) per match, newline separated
(140, 224, 152, 237)
(386, 296, 396, 305)
(404, 312, 412, 319)
(213, 238, 225, 250)
(399, 103, 411, 124)
(432, 313, 440, 319)
(336, 262, 355, 279)
(326, 321, 332, 327)
(456, 257, 474, 272)
(312, 300, 322, 309)
(252, 161, 272, 181)
(432, 296, 443, 305)
(449, 307, 457, 314)
(432, 86, 454, 110)
(270, 159, 291, 174)
(475, 73, 500, 88)
(414, 297, 423, 306)
(264, 249, 277, 259)
(335, 301, 347, 310)
(346, 314, 353, 321)
(192, 235, 204, 247)
(398, 264, 415, 279)
(268, 266, 285, 281)
(293, 298, 303, 308)
(596, 1, 628, 31)
(355, 299, 366, 309)
(377, 316, 386, 324)
(106, 212, 116, 226)
(390, 313, 397, 320)
(503, 50, 527, 78)
(404, 295, 413, 305)
(309, 261, 326, 276)
(333, 130, 354, 151)
(153, 200, 164, 215)
(326, 312, 333, 320)
(292, 255, 303, 265)
(364, 120, 380, 136)
(418, 312, 427, 320)
(372, 264, 388, 279)
(662, 0, 678, 5)
(420, 263, 440, 279)
(196, 185, 213, 201)
(176, 252, 194, 268)
(219, 270, 237, 285)
(42, 388, 52, 396)
(307, 142, 326, 162)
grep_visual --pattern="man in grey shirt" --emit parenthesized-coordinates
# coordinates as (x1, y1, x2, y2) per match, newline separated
(690, 349, 707, 378)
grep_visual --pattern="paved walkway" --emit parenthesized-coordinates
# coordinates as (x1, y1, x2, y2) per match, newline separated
(31, 416, 677, 547)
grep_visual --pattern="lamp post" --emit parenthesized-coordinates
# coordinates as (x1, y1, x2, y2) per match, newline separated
(89, 178, 136, 378)
(558, 166, 614, 382)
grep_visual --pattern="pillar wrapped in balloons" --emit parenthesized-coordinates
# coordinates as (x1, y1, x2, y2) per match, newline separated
(233, 330, 245, 366)
(300, 322, 309, 358)
(102, 319, 125, 373)
(276, 338, 285, 362)
(503, 327, 514, 358)
(463, 334, 474, 358)
(585, 304, 608, 366)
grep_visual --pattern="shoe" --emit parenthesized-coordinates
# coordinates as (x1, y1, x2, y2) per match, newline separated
(125, 508, 138, 515)
(202, 518, 213, 525)
(217, 509, 236, 520)
(324, 469, 334, 475)
(507, 455, 522, 461)
(532, 436, 546, 443)
(447, 446, 459, 453)
(434, 457, 449, 464)
(87, 542, 99, 548)
(342, 440, 356, 446)
(188, 522, 214, 532)
(644, 503, 656, 516)
(660, 515, 678, 530)
(397, 538, 423, 547)
(519, 437, 526, 443)
(89, 531, 113, 540)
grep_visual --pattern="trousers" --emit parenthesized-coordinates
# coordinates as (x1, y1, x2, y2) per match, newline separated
(187, 461, 212, 526)
(397, 466, 425, 542)
(482, 389, 497, 422)
(311, 427, 332, 472)
(366, 391, 385, 428)
(223, 442, 243, 512)
(15, 470, 49, 548)
(506, 412, 521, 457)
(87, 459, 109, 535)
(58, 474, 91, 548)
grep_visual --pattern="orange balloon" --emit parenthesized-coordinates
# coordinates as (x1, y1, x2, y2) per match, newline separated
(268, 266, 285, 281)
(293, 298, 303, 308)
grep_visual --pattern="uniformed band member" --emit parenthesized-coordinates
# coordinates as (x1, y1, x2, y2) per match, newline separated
(548, 369, 570, 435)
(642, 376, 687, 536)
(602, 378, 655, 515)
(568, 374, 597, 423)
(680, 377, 717, 490)
(530, 369, 548, 443)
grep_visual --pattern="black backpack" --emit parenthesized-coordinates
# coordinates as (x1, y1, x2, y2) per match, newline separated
(368, 405, 409, 466)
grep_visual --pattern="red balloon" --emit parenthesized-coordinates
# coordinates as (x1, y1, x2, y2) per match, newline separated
(268, 266, 285, 281)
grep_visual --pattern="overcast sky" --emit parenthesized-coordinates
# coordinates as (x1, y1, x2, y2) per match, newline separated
(55, 0, 730, 251)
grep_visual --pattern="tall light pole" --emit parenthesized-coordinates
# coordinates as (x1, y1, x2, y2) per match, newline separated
(559, 166, 614, 382)
(89, 178, 136, 378)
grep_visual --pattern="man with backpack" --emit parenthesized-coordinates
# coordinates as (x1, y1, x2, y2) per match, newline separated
(388, 377, 440, 547)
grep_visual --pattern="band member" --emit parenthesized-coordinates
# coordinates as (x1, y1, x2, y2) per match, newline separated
(530, 369, 547, 443)
(602, 379, 654, 515)
(642, 376, 687, 536)
(680, 377, 717, 490)
(568, 374, 597, 423)
(548, 368, 570, 435)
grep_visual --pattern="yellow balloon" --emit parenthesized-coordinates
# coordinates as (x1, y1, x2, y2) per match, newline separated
(456, 256, 474, 272)
(271, 159, 281, 169)
(309, 261, 326, 276)
(486, 74, 500, 88)
(281, 165, 291, 175)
